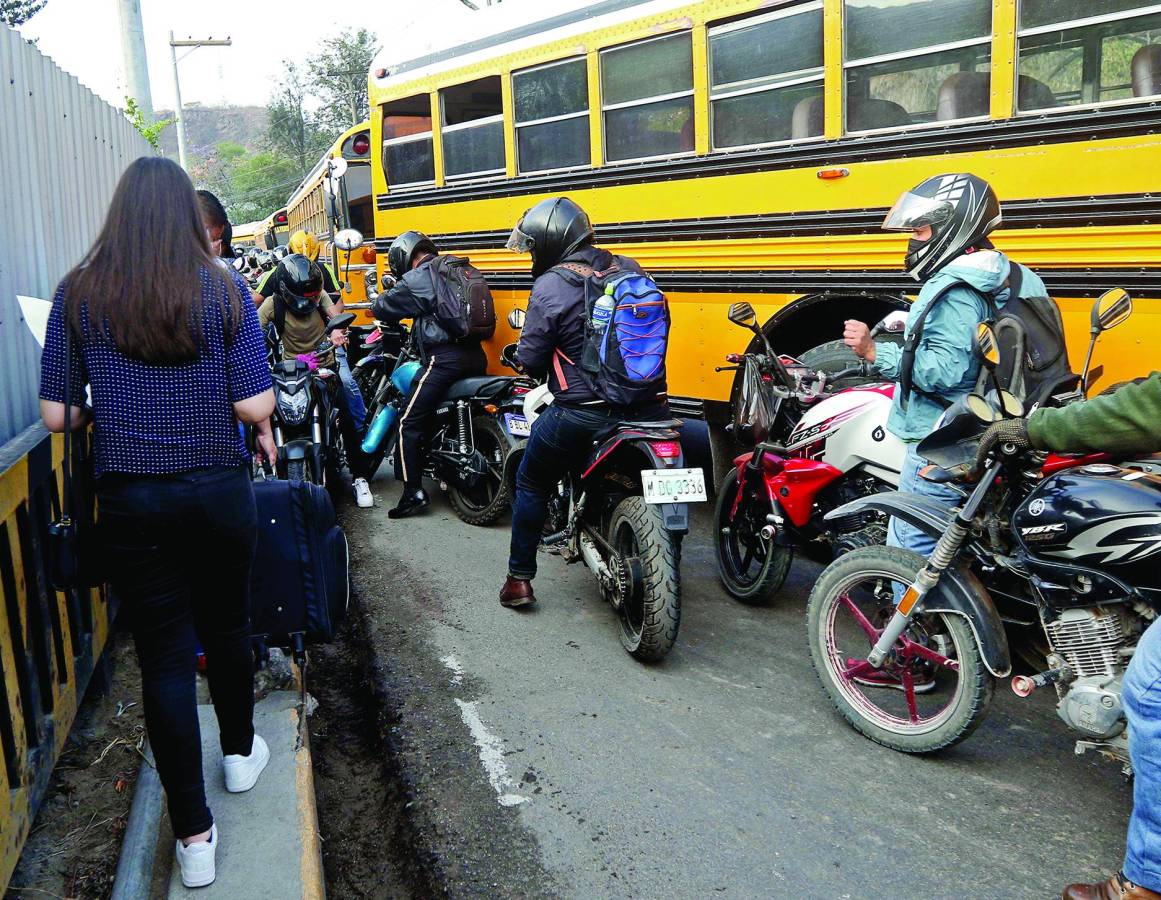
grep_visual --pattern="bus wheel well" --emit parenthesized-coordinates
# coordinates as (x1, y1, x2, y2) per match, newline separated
(757, 292, 909, 358)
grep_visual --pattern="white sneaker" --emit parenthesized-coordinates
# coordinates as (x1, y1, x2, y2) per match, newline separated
(353, 477, 373, 508)
(175, 823, 217, 888)
(223, 734, 269, 793)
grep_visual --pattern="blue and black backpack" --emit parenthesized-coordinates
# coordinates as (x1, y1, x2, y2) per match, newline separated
(554, 259, 670, 407)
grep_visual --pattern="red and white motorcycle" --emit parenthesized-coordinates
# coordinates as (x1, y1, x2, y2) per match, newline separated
(714, 302, 907, 603)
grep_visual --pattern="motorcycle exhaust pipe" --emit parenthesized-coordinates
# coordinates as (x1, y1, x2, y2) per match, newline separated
(1011, 665, 1073, 697)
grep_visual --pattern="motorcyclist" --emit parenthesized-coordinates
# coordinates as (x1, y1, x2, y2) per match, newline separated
(370, 230, 488, 519)
(842, 173, 1047, 689)
(257, 253, 373, 508)
(256, 230, 341, 304)
(497, 197, 666, 609)
(972, 374, 1161, 900)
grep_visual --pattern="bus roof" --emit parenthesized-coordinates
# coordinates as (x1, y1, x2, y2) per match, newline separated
(368, 0, 676, 96)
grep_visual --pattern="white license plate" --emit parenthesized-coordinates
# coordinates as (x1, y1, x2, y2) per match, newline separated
(504, 413, 531, 437)
(641, 468, 707, 504)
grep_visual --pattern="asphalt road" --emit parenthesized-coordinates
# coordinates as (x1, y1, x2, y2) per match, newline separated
(342, 477, 1133, 900)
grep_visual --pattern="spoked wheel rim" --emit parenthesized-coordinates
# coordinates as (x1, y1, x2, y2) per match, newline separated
(456, 427, 505, 513)
(820, 569, 966, 735)
(716, 477, 773, 589)
(612, 517, 645, 639)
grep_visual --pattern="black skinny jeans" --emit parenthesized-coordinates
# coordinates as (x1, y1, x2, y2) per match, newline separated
(99, 466, 257, 839)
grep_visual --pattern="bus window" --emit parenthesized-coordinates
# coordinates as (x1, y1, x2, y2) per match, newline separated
(709, 3, 824, 149)
(513, 57, 590, 174)
(1017, 3, 1161, 111)
(844, 0, 992, 131)
(600, 31, 694, 163)
(382, 94, 435, 188)
(441, 76, 505, 180)
(344, 165, 374, 236)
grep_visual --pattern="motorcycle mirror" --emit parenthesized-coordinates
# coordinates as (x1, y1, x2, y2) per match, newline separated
(334, 228, 363, 252)
(996, 389, 1025, 418)
(727, 302, 758, 330)
(872, 310, 908, 337)
(975, 322, 1000, 369)
(326, 312, 357, 332)
(1093, 288, 1132, 333)
(507, 308, 526, 330)
(381, 273, 398, 291)
(964, 392, 1001, 424)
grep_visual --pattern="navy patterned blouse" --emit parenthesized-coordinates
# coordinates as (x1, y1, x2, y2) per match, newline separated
(39, 266, 271, 476)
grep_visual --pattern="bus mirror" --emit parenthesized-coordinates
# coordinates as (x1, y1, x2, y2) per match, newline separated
(264, 233, 275, 251)
(727, 302, 758, 330)
(507, 308, 526, 330)
(327, 157, 348, 181)
(976, 322, 999, 368)
(334, 229, 363, 252)
(1094, 288, 1131, 333)
(325, 192, 339, 220)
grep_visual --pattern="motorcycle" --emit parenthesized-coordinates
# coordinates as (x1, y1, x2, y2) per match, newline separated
(805, 289, 1154, 763)
(267, 312, 356, 487)
(355, 318, 534, 525)
(714, 301, 908, 603)
(501, 310, 707, 662)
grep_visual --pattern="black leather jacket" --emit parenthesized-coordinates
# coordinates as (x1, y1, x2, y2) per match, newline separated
(371, 255, 452, 357)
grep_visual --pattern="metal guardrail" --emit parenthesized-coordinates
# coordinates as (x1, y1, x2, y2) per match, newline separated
(0, 424, 113, 890)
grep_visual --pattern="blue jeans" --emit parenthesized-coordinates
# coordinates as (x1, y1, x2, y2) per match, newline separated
(886, 442, 965, 557)
(336, 347, 366, 432)
(1124, 618, 1161, 890)
(508, 403, 621, 579)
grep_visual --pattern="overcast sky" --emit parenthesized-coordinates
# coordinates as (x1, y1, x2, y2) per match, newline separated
(17, 0, 581, 113)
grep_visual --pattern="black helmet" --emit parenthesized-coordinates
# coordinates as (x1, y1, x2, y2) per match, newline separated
(507, 197, 594, 279)
(882, 173, 1001, 281)
(387, 230, 437, 278)
(276, 253, 323, 316)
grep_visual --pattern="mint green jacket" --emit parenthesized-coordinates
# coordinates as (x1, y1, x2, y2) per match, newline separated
(875, 251, 1047, 443)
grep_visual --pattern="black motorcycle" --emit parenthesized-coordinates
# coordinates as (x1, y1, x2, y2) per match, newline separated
(805, 289, 1154, 765)
(354, 319, 534, 525)
(267, 313, 355, 487)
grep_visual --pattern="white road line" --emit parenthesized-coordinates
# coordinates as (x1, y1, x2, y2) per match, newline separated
(440, 654, 465, 686)
(453, 699, 529, 808)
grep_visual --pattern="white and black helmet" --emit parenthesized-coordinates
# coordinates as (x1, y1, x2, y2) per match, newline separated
(882, 173, 1002, 281)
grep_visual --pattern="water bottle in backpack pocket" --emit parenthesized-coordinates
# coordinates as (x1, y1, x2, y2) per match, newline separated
(584, 270, 670, 407)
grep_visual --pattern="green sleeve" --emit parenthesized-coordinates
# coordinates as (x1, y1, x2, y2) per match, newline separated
(1028, 372, 1161, 455)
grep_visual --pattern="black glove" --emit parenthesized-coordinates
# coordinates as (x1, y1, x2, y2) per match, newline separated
(975, 417, 1032, 470)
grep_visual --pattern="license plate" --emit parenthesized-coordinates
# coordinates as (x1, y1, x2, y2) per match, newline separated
(504, 413, 531, 437)
(641, 468, 707, 504)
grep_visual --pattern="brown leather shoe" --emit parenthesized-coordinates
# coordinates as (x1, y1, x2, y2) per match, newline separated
(500, 576, 536, 609)
(1064, 873, 1161, 900)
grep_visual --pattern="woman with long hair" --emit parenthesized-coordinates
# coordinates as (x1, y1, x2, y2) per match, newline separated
(40, 156, 277, 889)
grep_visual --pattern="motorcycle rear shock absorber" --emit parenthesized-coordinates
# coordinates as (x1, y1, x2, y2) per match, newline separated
(456, 400, 471, 455)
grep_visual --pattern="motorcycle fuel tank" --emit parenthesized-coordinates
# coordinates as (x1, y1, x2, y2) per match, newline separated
(1014, 465, 1161, 594)
(785, 385, 905, 485)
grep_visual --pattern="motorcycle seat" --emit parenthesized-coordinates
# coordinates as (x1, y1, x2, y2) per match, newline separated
(444, 375, 516, 402)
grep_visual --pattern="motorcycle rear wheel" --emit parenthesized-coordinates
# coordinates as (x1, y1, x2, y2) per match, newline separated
(607, 496, 681, 662)
(447, 415, 511, 526)
(807, 546, 994, 753)
(714, 467, 792, 603)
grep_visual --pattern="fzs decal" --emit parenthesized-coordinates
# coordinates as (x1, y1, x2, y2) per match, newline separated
(1046, 514, 1161, 564)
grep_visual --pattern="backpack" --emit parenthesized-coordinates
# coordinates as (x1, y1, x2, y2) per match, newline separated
(899, 262, 1077, 410)
(554, 261, 670, 408)
(428, 254, 496, 341)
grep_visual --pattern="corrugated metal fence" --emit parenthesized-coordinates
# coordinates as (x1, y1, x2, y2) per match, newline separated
(0, 24, 150, 443)
(0, 24, 148, 891)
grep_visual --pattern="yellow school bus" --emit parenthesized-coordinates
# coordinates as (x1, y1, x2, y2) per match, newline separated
(256, 208, 290, 251)
(231, 219, 261, 251)
(368, 0, 1161, 424)
(286, 121, 377, 311)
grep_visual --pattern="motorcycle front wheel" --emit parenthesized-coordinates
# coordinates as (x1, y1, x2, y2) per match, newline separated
(714, 467, 792, 603)
(806, 546, 994, 753)
(447, 415, 511, 526)
(607, 496, 681, 662)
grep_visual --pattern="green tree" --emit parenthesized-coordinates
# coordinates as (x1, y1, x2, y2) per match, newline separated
(124, 97, 172, 151)
(306, 28, 379, 133)
(197, 141, 301, 224)
(267, 62, 333, 179)
(2, 0, 47, 26)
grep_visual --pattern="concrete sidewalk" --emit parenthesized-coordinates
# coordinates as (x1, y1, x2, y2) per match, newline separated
(161, 691, 324, 899)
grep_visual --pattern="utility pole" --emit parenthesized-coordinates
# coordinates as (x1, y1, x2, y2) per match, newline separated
(117, 0, 153, 121)
(169, 32, 232, 170)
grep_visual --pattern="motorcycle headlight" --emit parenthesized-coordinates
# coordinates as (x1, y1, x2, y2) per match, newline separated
(277, 387, 310, 425)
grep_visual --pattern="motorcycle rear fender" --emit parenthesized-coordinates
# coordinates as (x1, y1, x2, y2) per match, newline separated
(631, 438, 689, 533)
(823, 490, 955, 537)
(925, 565, 1012, 678)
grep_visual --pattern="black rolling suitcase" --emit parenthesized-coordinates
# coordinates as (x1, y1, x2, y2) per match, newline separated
(249, 477, 349, 662)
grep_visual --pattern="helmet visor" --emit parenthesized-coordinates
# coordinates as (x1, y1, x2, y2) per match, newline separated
(506, 224, 535, 254)
(882, 191, 954, 232)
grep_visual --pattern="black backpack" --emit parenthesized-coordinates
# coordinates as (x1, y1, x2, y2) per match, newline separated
(900, 263, 1077, 410)
(428, 254, 496, 342)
